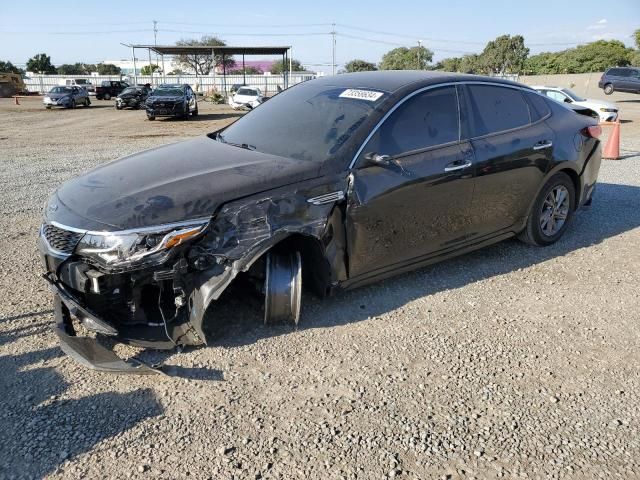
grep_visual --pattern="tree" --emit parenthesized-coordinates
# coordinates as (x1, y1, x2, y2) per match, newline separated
(344, 59, 377, 72)
(634, 29, 640, 49)
(0, 60, 24, 74)
(229, 66, 263, 74)
(434, 57, 460, 72)
(96, 63, 121, 75)
(168, 68, 186, 75)
(379, 46, 433, 70)
(26, 53, 56, 74)
(525, 40, 632, 74)
(57, 63, 88, 75)
(140, 64, 160, 75)
(480, 35, 529, 74)
(175, 36, 234, 75)
(270, 59, 305, 74)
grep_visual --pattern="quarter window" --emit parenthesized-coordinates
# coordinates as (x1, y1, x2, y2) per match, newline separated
(525, 92, 551, 122)
(363, 86, 459, 157)
(466, 85, 530, 137)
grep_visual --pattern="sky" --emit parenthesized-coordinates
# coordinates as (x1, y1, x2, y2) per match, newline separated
(0, 0, 638, 74)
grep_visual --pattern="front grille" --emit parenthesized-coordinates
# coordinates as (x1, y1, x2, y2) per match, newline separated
(42, 224, 83, 254)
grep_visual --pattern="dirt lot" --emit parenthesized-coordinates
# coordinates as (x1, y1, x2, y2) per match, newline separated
(0, 92, 639, 480)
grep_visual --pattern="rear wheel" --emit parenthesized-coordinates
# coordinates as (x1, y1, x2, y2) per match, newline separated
(104, 93, 111, 100)
(84, 98, 90, 107)
(518, 172, 575, 246)
(603, 83, 614, 95)
(192, 104, 199, 116)
(147, 115, 155, 121)
(264, 251, 302, 326)
(69, 99, 76, 109)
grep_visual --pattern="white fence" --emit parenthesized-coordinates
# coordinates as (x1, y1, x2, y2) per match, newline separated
(24, 73, 317, 95)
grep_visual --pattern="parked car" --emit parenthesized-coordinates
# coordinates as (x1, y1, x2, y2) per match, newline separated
(59, 78, 95, 95)
(43, 86, 91, 109)
(229, 86, 264, 109)
(115, 85, 151, 110)
(145, 83, 198, 120)
(230, 83, 244, 94)
(532, 86, 618, 122)
(598, 67, 640, 95)
(39, 72, 602, 372)
(95, 80, 129, 100)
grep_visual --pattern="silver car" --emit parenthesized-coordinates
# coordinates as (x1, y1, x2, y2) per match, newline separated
(43, 86, 91, 109)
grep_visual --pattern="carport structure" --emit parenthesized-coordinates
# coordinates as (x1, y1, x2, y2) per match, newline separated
(124, 44, 292, 95)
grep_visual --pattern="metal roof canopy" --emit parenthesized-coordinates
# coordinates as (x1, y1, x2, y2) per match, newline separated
(123, 44, 292, 94)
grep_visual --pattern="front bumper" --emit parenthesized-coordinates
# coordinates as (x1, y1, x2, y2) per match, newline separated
(117, 98, 141, 108)
(49, 279, 163, 375)
(43, 98, 71, 107)
(146, 103, 186, 117)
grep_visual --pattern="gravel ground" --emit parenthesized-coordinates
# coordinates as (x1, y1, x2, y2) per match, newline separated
(0, 94, 639, 480)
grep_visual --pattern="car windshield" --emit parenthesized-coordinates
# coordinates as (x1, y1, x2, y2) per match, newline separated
(153, 87, 183, 96)
(561, 88, 585, 102)
(50, 87, 72, 94)
(237, 88, 258, 96)
(216, 83, 388, 162)
(75, 79, 89, 85)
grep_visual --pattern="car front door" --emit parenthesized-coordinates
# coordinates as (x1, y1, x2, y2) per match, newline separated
(346, 85, 476, 278)
(461, 84, 555, 238)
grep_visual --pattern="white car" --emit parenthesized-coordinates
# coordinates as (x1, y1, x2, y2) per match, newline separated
(229, 86, 264, 110)
(58, 78, 96, 95)
(532, 86, 618, 122)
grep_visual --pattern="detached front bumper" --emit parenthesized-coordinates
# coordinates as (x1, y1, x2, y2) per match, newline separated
(46, 275, 163, 375)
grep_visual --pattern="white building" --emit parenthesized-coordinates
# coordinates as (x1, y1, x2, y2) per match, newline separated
(103, 58, 184, 75)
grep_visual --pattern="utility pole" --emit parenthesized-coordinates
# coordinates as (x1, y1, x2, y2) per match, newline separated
(153, 20, 159, 70)
(417, 40, 422, 70)
(331, 22, 336, 75)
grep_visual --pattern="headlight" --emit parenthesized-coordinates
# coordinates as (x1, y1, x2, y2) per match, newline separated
(75, 221, 208, 269)
(599, 108, 616, 112)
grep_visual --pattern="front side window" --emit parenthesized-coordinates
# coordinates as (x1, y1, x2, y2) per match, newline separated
(545, 90, 568, 103)
(466, 85, 530, 137)
(362, 86, 459, 158)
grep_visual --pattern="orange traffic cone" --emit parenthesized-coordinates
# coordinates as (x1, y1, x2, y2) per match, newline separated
(603, 119, 620, 160)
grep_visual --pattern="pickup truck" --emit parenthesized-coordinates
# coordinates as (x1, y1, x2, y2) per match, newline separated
(95, 80, 129, 100)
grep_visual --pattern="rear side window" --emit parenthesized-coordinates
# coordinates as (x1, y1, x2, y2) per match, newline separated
(466, 85, 530, 137)
(525, 91, 551, 121)
(363, 86, 459, 157)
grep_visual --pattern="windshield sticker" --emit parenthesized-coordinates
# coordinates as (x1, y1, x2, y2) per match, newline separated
(339, 89, 384, 101)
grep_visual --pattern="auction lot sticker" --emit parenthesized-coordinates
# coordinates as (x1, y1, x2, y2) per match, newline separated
(339, 89, 384, 101)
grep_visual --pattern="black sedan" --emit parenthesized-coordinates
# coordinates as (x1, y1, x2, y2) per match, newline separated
(39, 72, 602, 372)
(144, 83, 198, 120)
(115, 85, 151, 110)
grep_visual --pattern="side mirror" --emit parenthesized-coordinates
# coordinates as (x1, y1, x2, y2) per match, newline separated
(363, 152, 392, 167)
(563, 97, 572, 103)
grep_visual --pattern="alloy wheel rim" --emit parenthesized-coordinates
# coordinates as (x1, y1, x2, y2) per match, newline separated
(540, 185, 569, 237)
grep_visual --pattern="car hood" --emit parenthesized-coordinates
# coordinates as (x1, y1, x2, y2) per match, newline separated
(574, 98, 617, 110)
(47, 93, 71, 99)
(233, 94, 259, 103)
(118, 94, 141, 100)
(52, 137, 323, 231)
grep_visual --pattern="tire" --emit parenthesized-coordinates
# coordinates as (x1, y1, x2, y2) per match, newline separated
(264, 251, 302, 325)
(45, 105, 51, 109)
(96, 95, 102, 100)
(147, 115, 155, 121)
(116, 104, 122, 110)
(104, 93, 111, 100)
(85, 98, 90, 107)
(518, 172, 575, 247)
(69, 99, 76, 109)
(603, 83, 614, 95)
(192, 104, 199, 116)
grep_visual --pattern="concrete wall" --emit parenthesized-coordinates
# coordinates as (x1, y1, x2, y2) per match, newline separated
(519, 72, 605, 97)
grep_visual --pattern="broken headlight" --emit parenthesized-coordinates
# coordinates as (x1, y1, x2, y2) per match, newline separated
(75, 221, 208, 269)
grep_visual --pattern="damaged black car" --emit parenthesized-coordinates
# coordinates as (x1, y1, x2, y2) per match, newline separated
(39, 72, 602, 373)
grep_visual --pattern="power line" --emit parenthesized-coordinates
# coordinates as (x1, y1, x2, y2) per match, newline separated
(157, 21, 332, 28)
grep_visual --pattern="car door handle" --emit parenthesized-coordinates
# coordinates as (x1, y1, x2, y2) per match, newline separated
(533, 141, 553, 150)
(444, 160, 473, 172)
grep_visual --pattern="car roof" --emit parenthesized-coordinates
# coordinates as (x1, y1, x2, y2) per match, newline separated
(311, 71, 530, 93)
(531, 85, 563, 90)
(158, 84, 185, 88)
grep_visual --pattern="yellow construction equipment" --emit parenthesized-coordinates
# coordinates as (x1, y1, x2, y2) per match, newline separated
(0, 72, 27, 98)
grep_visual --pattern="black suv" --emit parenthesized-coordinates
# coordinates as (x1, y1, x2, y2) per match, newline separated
(599, 67, 640, 95)
(145, 83, 198, 120)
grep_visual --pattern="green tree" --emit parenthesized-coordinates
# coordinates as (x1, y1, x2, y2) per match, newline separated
(96, 63, 121, 75)
(168, 68, 185, 75)
(0, 60, 24, 74)
(562, 40, 630, 73)
(458, 54, 481, 74)
(480, 35, 529, 74)
(344, 59, 377, 72)
(140, 64, 160, 75)
(379, 46, 433, 70)
(270, 59, 305, 74)
(56, 63, 89, 75)
(26, 53, 56, 74)
(175, 36, 234, 75)
(634, 29, 640, 49)
(434, 57, 461, 72)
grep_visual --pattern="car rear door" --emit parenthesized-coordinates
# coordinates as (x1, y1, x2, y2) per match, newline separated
(460, 84, 555, 238)
(346, 85, 476, 278)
